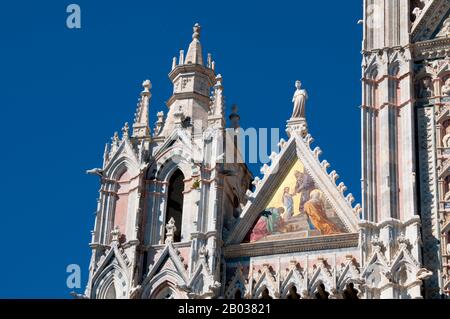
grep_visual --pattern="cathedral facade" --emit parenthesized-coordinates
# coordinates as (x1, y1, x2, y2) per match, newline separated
(83, 0, 450, 299)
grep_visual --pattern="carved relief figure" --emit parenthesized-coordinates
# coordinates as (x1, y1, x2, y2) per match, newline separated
(444, 179, 450, 202)
(249, 208, 284, 242)
(442, 77, 450, 96)
(291, 80, 308, 119)
(437, 17, 450, 38)
(447, 232, 450, 255)
(442, 120, 450, 148)
(419, 77, 433, 98)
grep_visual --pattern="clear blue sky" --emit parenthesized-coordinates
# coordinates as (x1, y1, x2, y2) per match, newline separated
(0, 1, 363, 298)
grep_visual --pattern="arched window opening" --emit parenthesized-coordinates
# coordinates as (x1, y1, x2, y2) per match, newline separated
(343, 283, 359, 299)
(165, 170, 185, 243)
(152, 284, 177, 299)
(234, 289, 242, 299)
(315, 283, 330, 300)
(114, 171, 130, 240)
(286, 286, 300, 299)
(104, 283, 116, 299)
(260, 288, 273, 300)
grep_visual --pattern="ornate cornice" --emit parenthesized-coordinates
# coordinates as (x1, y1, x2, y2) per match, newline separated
(414, 37, 450, 61)
(358, 216, 422, 230)
(223, 233, 359, 259)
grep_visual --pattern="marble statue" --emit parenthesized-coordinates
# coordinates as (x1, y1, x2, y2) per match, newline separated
(419, 77, 433, 98)
(437, 17, 450, 38)
(442, 123, 450, 148)
(291, 80, 308, 119)
(442, 78, 450, 96)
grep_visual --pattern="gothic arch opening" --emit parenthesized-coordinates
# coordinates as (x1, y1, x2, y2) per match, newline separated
(113, 170, 131, 241)
(165, 170, 185, 243)
(151, 282, 178, 299)
(104, 282, 117, 299)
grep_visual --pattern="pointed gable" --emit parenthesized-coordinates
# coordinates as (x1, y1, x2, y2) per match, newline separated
(225, 129, 360, 246)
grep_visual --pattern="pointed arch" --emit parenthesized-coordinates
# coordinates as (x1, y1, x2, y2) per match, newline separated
(151, 281, 179, 299)
(91, 262, 129, 299)
(308, 267, 333, 296)
(224, 267, 248, 299)
(142, 269, 188, 299)
(99, 140, 141, 244)
(165, 169, 185, 243)
(143, 146, 194, 246)
(252, 266, 278, 299)
(280, 266, 305, 299)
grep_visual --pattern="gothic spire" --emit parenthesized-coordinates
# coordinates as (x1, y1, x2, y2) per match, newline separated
(132, 80, 152, 138)
(184, 23, 204, 65)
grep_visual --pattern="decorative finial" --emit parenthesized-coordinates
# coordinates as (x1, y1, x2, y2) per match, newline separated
(172, 57, 177, 70)
(192, 23, 201, 40)
(154, 111, 165, 136)
(133, 79, 152, 138)
(122, 122, 129, 139)
(142, 80, 152, 95)
(112, 132, 119, 144)
(179, 50, 185, 65)
(207, 53, 212, 68)
(215, 74, 223, 88)
(110, 131, 119, 152)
